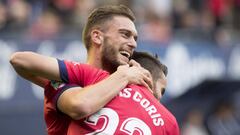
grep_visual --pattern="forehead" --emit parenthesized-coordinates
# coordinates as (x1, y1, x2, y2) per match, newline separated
(106, 16, 137, 36)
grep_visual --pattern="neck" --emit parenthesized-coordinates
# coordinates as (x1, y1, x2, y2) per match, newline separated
(102, 61, 116, 74)
(87, 47, 102, 69)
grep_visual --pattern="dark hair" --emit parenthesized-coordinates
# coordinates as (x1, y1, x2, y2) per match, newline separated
(131, 51, 168, 83)
(82, 5, 136, 51)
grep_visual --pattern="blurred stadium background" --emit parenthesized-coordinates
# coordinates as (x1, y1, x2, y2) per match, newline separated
(0, 0, 240, 134)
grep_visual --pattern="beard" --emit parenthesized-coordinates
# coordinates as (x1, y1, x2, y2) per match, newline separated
(101, 38, 121, 73)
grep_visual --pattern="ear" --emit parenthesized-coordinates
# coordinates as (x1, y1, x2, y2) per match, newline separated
(90, 29, 103, 45)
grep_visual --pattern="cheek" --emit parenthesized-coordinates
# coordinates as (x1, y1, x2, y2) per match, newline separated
(154, 81, 166, 99)
(103, 38, 114, 50)
(102, 45, 118, 60)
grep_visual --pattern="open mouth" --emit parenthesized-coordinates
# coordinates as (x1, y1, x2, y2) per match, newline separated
(120, 51, 131, 59)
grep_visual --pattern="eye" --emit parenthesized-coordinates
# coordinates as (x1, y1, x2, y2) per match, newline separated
(119, 29, 137, 41)
(161, 88, 165, 96)
(134, 36, 138, 41)
(122, 32, 130, 38)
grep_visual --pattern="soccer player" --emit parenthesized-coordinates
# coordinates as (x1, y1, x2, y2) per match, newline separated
(56, 51, 179, 134)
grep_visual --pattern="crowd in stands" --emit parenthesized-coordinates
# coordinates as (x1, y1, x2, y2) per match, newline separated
(0, 0, 239, 46)
(181, 98, 240, 135)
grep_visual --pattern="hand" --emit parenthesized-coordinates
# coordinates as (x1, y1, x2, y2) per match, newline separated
(129, 59, 141, 67)
(117, 63, 153, 93)
(128, 59, 153, 90)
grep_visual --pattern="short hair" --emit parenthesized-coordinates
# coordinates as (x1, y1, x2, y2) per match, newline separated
(131, 51, 168, 83)
(82, 5, 136, 51)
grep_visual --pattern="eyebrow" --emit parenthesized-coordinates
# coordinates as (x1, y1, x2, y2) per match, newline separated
(119, 29, 138, 41)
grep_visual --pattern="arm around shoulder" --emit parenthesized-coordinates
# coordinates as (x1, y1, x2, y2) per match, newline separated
(56, 64, 153, 120)
(56, 71, 131, 120)
(57, 86, 93, 120)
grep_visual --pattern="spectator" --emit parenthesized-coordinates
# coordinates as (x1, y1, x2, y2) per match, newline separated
(0, 2, 7, 32)
(207, 100, 240, 135)
(181, 109, 208, 135)
(6, 0, 31, 34)
(27, 10, 61, 41)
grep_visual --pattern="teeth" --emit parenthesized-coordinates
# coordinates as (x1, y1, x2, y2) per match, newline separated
(120, 51, 130, 58)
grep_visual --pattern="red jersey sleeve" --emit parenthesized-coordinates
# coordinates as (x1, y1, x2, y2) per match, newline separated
(44, 81, 73, 135)
(57, 59, 109, 86)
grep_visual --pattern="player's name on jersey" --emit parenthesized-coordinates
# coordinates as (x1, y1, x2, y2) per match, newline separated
(119, 87, 164, 126)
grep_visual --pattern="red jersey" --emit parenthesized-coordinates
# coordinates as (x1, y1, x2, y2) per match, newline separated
(44, 81, 72, 135)
(57, 60, 180, 135)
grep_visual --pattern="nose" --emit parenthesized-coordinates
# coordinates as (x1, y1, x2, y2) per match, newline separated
(127, 37, 137, 49)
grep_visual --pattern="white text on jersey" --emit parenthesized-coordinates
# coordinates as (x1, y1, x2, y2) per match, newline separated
(119, 88, 164, 126)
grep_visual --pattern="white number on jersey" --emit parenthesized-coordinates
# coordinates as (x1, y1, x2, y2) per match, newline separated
(85, 107, 152, 135)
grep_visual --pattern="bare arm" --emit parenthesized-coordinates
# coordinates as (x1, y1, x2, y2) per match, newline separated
(9, 51, 60, 87)
(57, 64, 152, 120)
(10, 52, 153, 119)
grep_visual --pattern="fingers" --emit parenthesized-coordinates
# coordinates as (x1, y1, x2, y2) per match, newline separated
(138, 67, 153, 89)
(139, 67, 153, 91)
(130, 66, 153, 89)
(120, 64, 129, 68)
(143, 75, 153, 90)
(142, 68, 151, 79)
(117, 64, 129, 71)
(129, 59, 141, 67)
(124, 65, 154, 93)
(140, 79, 153, 93)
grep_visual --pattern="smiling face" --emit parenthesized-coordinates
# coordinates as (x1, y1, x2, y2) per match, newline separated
(100, 16, 138, 73)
